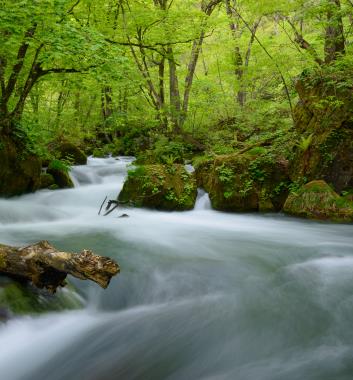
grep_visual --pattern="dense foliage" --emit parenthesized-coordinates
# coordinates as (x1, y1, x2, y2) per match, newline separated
(0, 0, 352, 162)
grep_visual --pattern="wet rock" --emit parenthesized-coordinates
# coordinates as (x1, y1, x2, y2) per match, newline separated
(283, 180, 353, 222)
(39, 173, 55, 189)
(119, 164, 197, 211)
(47, 167, 74, 189)
(195, 152, 289, 212)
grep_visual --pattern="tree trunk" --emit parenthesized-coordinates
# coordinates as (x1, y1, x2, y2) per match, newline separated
(324, 0, 345, 64)
(0, 241, 119, 293)
(167, 46, 182, 132)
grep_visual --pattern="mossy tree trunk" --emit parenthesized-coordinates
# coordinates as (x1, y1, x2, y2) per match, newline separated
(324, 0, 345, 64)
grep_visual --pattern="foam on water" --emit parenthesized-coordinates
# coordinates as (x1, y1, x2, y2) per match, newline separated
(0, 157, 353, 380)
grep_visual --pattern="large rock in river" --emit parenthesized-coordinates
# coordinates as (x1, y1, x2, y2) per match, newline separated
(195, 151, 289, 212)
(49, 140, 87, 165)
(118, 164, 197, 211)
(47, 166, 74, 189)
(283, 180, 353, 222)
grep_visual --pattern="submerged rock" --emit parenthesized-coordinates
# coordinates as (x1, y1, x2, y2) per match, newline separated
(195, 152, 289, 212)
(118, 164, 197, 211)
(0, 278, 83, 315)
(283, 180, 353, 222)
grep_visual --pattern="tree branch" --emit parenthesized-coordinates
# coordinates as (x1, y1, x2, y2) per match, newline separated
(3, 25, 37, 105)
(11, 43, 44, 118)
(105, 34, 214, 56)
(231, 7, 294, 120)
(285, 17, 324, 65)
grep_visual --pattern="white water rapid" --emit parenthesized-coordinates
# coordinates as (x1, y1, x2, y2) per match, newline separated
(0, 157, 353, 380)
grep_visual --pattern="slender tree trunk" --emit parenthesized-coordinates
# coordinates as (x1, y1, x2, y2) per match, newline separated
(101, 86, 113, 120)
(181, 30, 206, 127)
(324, 0, 345, 64)
(167, 46, 182, 132)
(237, 18, 261, 106)
(101, 86, 113, 143)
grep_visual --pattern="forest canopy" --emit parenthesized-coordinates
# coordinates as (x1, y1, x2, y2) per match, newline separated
(0, 0, 352, 160)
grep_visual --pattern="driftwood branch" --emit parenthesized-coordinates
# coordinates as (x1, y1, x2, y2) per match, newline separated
(98, 196, 130, 216)
(0, 241, 119, 293)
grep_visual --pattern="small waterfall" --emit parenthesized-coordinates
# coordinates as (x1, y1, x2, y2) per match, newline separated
(184, 164, 195, 174)
(194, 188, 212, 210)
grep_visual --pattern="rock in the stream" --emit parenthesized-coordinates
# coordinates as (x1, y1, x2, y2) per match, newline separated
(283, 180, 353, 222)
(118, 164, 197, 211)
(195, 152, 289, 212)
(39, 172, 55, 189)
(47, 166, 74, 189)
(49, 140, 87, 165)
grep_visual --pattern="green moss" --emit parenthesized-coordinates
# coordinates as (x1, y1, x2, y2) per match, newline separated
(0, 281, 83, 315)
(284, 180, 353, 222)
(57, 142, 87, 165)
(47, 166, 74, 189)
(119, 164, 197, 211)
(195, 152, 289, 212)
(39, 173, 55, 189)
(93, 148, 107, 158)
(290, 74, 353, 193)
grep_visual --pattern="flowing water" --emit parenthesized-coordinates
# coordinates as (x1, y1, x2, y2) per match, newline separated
(0, 157, 353, 380)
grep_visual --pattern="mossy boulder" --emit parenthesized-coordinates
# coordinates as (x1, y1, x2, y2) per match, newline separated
(59, 142, 87, 165)
(118, 164, 197, 211)
(47, 167, 74, 189)
(195, 152, 289, 212)
(283, 180, 353, 222)
(290, 72, 353, 193)
(0, 132, 41, 197)
(0, 277, 83, 316)
(39, 173, 55, 189)
(49, 140, 87, 165)
(93, 147, 108, 158)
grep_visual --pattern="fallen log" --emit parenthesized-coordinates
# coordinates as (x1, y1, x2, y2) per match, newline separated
(0, 241, 119, 293)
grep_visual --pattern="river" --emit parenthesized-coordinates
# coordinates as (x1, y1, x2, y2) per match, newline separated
(0, 157, 353, 380)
